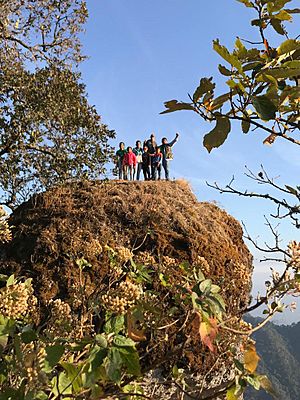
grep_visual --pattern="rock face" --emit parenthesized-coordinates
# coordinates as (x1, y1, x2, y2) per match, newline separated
(0, 180, 253, 393)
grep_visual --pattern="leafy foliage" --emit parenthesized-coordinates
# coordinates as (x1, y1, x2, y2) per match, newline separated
(161, 0, 300, 152)
(0, 0, 115, 209)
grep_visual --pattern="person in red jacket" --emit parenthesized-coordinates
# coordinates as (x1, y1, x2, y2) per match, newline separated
(122, 147, 137, 181)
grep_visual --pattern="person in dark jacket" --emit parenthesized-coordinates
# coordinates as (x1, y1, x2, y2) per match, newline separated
(159, 133, 179, 180)
(133, 140, 143, 180)
(115, 142, 127, 179)
(142, 145, 151, 180)
(144, 133, 157, 179)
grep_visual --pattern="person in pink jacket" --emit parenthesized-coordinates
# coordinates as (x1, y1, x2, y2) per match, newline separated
(122, 147, 137, 181)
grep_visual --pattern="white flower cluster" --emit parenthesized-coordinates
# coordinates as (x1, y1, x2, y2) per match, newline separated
(0, 281, 38, 321)
(102, 279, 143, 314)
(288, 241, 300, 268)
(21, 342, 47, 389)
(116, 246, 133, 263)
(0, 207, 12, 243)
(46, 299, 74, 338)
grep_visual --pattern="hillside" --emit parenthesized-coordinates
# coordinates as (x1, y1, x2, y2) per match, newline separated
(246, 317, 300, 400)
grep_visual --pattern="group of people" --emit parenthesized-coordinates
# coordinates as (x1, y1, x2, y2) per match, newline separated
(115, 132, 179, 181)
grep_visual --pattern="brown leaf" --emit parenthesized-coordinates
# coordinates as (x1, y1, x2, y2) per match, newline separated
(263, 133, 277, 146)
(127, 311, 146, 342)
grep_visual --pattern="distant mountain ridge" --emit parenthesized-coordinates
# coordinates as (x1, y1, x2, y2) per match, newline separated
(245, 316, 300, 400)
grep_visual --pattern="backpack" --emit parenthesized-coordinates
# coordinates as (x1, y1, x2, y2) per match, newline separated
(165, 145, 173, 160)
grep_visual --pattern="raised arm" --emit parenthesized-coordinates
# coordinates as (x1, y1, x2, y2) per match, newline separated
(168, 133, 179, 147)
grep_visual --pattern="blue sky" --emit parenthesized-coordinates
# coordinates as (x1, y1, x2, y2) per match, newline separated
(81, 0, 300, 322)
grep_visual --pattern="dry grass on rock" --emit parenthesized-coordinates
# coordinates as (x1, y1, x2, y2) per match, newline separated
(0, 180, 253, 382)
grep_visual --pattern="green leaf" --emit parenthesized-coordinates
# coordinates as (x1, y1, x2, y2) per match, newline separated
(258, 375, 277, 396)
(51, 372, 72, 397)
(33, 392, 48, 400)
(273, 10, 292, 21)
(245, 375, 261, 390)
(200, 279, 212, 295)
(6, 275, 15, 287)
(242, 119, 251, 133)
(113, 335, 136, 348)
(267, 0, 292, 13)
(104, 315, 124, 334)
(277, 39, 300, 55)
(218, 65, 232, 76)
(89, 346, 107, 367)
(234, 358, 245, 372)
(0, 274, 8, 282)
(203, 114, 231, 153)
(21, 329, 37, 344)
(285, 185, 299, 196)
(210, 284, 221, 294)
(160, 100, 194, 114)
(61, 362, 82, 393)
(251, 95, 277, 120)
(95, 334, 108, 348)
(235, 37, 247, 59)
(285, 8, 300, 13)
(270, 18, 285, 35)
(213, 292, 226, 309)
(260, 67, 300, 79)
(0, 335, 8, 350)
(227, 385, 239, 400)
(282, 60, 300, 68)
(213, 40, 244, 74)
(106, 348, 122, 382)
(118, 346, 141, 376)
(193, 78, 215, 102)
(44, 345, 65, 373)
(211, 92, 232, 110)
(236, 0, 254, 7)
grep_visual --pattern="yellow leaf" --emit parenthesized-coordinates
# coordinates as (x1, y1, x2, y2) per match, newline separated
(244, 344, 260, 373)
(226, 386, 238, 400)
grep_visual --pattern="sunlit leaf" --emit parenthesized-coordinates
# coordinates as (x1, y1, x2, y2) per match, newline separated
(160, 100, 194, 114)
(244, 344, 260, 373)
(203, 114, 231, 153)
(227, 385, 239, 400)
(236, 0, 254, 8)
(259, 375, 277, 397)
(213, 40, 244, 75)
(277, 39, 300, 55)
(193, 78, 215, 102)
